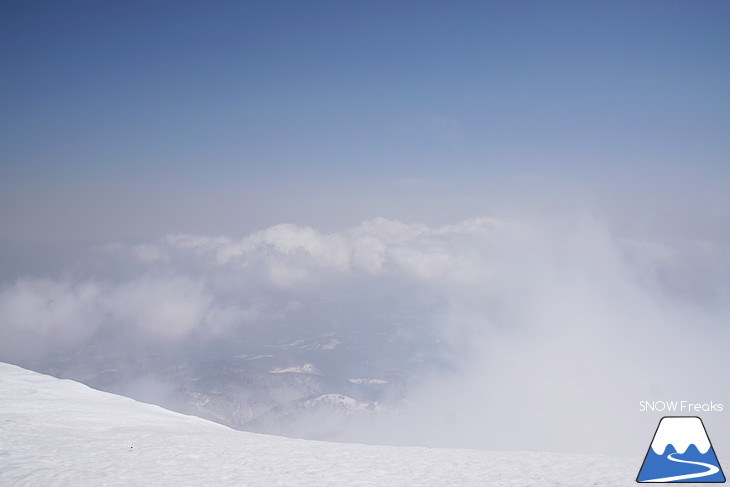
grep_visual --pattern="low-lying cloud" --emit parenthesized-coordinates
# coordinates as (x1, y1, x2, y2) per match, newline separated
(1, 215, 728, 455)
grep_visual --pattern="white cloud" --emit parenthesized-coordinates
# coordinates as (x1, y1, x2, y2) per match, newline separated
(0, 278, 102, 360)
(1, 215, 729, 454)
(0, 276, 215, 358)
(109, 217, 506, 285)
(104, 277, 211, 340)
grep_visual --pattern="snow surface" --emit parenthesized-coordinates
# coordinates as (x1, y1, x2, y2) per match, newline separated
(349, 378, 389, 385)
(270, 363, 323, 375)
(1, 362, 646, 486)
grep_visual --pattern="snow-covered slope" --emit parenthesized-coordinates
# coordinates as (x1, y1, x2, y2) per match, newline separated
(1, 362, 640, 486)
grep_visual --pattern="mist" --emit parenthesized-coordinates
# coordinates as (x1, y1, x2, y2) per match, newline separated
(2, 0, 729, 470)
(336, 215, 730, 455)
(1, 204, 728, 457)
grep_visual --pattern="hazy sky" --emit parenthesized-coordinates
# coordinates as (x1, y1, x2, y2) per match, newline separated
(2, 2, 730, 455)
(2, 1, 729, 244)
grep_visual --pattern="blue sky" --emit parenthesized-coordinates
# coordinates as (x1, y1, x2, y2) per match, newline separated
(2, 2, 730, 454)
(1, 1, 729, 242)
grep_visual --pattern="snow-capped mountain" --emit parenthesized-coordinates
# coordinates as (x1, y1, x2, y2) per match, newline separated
(1, 362, 639, 486)
(26, 325, 413, 441)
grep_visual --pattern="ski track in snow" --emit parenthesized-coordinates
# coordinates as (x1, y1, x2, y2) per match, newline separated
(0, 362, 704, 487)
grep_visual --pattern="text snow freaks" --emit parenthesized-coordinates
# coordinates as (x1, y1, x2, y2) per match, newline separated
(639, 401, 724, 413)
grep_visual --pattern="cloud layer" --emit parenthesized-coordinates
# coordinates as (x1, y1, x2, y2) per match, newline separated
(1, 215, 728, 455)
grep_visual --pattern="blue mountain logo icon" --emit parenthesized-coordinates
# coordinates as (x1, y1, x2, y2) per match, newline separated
(637, 416, 725, 483)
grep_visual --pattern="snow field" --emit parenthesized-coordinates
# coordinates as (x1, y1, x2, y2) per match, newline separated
(2, 363, 644, 486)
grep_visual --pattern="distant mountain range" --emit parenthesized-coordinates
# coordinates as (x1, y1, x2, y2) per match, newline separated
(23, 323, 442, 440)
